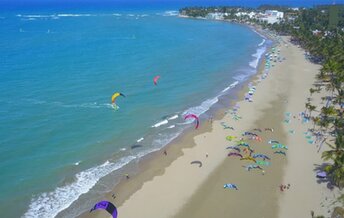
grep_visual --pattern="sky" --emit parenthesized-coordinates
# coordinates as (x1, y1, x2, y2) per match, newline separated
(0, 0, 343, 10)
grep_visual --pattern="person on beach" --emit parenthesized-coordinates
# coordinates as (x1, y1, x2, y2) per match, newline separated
(280, 184, 284, 192)
(163, 150, 167, 156)
(112, 193, 116, 199)
(206, 153, 208, 158)
(125, 174, 130, 179)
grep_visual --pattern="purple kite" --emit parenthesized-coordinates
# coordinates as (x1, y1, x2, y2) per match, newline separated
(90, 201, 117, 218)
(184, 114, 200, 129)
(228, 152, 243, 158)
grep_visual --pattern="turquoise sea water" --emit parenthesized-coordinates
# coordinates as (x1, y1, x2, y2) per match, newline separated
(0, 9, 265, 217)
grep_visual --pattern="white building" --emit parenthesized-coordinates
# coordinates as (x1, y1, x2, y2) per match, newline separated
(259, 10, 284, 24)
(206, 13, 225, 20)
(235, 11, 257, 19)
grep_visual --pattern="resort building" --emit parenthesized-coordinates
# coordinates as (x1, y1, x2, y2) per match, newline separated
(259, 10, 284, 24)
(206, 12, 226, 20)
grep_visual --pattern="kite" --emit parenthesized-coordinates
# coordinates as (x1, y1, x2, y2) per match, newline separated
(111, 92, 125, 109)
(271, 144, 288, 150)
(184, 114, 200, 129)
(244, 164, 262, 171)
(90, 201, 117, 218)
(237, 142, 250, 147)
(153, 75, 160, 85)
(253, 128, 262, 132)
(243, 132, 258, 137)
(224, 183, 238, 190)
(228, 152, 243, 158)
(226, 146, 241, 153)
(252, 154, 270, 160)
(265, 128, 274, 132)
(274, 150, 286, 156)
(226, 136, 237, 141)
(240, 156, 256, 163)
(256, 160, 271, 166)
(190, 160, 202, 167)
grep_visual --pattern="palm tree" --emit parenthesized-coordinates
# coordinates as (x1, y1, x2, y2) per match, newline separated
(308, 105, 317, 117)
(322, 132, 344, 188)
(312, 116, 321, 130)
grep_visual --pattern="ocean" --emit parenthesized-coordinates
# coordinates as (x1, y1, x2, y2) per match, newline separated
(0, 7, 267, 218)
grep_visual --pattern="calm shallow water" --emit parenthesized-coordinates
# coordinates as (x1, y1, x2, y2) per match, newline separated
(0, 8, 265, 217)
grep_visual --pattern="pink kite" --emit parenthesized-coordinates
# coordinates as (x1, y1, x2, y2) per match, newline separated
(153, 75, 160, 85)
(184, 114, 200, 129)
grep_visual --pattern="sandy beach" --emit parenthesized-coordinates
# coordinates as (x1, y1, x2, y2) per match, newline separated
(83, 34, 341, 218)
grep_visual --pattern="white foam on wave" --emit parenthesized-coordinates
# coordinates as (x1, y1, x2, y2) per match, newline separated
(221, 81, 239, 93)
(151, 119, 168, 128)
(249, 46, 266, 69)
(252, 29, 267, 39)
(57, 14, 93, 17)
(17, 13, 97, 20)
(18, 14, 53, 18)
(74, 161, 81, 166)
(167, 125, 175, 129)
(183, 97, 218, 117)
(182, 80, 241, 122)
(136, 137, 144, 143)
(168, 115, 178, 120)
(157, 10, 179, 16)
(24, 156, 136, 218)
(258, 39, 266, 47)
(112, 13, 122, 16)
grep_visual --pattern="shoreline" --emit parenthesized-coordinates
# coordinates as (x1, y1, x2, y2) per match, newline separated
(76, 20, 275, 218)
(83, 32, 341, 217)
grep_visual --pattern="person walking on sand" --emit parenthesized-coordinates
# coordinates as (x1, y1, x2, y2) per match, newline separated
(206, 153, 208, 158)
(163, 150, 167, 156)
